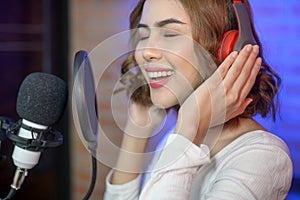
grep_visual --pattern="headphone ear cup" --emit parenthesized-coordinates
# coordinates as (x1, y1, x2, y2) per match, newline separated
(218, 30, 239, 62)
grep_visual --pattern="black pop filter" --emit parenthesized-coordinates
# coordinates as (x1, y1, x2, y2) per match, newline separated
(73, 50, 98, 200)
(73, 50, 98, 155)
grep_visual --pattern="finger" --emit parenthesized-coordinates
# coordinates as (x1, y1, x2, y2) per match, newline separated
(210, 51, 238, 82)
(226, 98, 253, 121)
(240, 57, 262, 99)
(234, 45, 259, 85)
(239, 98, 253, 114)
(231, 45, 260, 95)
(224, 44, 253, 86)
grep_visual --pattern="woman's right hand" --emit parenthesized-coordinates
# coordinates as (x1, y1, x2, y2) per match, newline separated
(125, 102, 167, 139)
(111, 102, 167, 184)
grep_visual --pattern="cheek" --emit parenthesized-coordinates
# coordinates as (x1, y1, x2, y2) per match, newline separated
(167, 43, 199, 70)
(168, 56, 203, 92)
(168, 45, 200, 78)
(134, 49, 143, 66)
(134, 50, 147, 78)
(164, 36, 195, 57)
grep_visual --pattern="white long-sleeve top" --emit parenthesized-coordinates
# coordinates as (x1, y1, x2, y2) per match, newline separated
(104, 130, 293, 200)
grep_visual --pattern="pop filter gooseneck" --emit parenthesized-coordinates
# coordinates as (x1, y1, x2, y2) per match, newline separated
(73, 50, 98, 200)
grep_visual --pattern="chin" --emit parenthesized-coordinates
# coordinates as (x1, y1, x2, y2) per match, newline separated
(150, 93, 178, 109)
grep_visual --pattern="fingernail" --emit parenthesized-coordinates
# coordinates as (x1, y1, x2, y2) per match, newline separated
(257, 57, 262, 65)
(253, 45, 259, 53)
(246, 44, 252, 52)
(231, 51, 238, 58)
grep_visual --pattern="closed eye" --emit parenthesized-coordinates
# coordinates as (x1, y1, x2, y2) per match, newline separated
(164, 33, 179, 37)
(162, 29, 180, 38)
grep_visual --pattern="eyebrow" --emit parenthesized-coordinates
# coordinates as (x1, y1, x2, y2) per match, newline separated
(137, 18, 186, 29)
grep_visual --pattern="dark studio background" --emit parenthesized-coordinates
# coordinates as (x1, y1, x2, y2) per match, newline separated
(0, 0, 70, 199)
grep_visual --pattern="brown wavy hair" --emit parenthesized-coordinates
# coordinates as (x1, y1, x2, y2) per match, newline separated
(120, 0, 281, 121)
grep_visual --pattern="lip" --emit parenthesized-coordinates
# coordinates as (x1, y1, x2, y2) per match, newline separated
(145, 67, 174, 89)
(149, 76, 172, 88)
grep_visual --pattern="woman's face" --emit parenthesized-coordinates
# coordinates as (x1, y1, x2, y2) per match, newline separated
(135, 0, 203, 108)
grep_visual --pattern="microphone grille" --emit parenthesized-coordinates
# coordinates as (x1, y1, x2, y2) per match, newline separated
(16, 72, 68, 126)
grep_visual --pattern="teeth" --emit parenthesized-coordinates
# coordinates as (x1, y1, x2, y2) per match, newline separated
(147, 71, 174, 78)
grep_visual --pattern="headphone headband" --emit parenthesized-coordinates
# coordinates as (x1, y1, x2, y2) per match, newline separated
(218, 0, 257, 62)
(232, 0, 257, 51)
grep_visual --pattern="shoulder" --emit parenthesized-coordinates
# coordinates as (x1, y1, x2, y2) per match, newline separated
(216, 130, 292, 168)
(205, 131, 293, 199)
(215, 131, 292, 194)
(219, 130, 290, 157)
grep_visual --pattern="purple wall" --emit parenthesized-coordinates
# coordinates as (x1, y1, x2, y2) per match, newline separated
(250, 0, 300, 178)
(250, 0, 300, 198)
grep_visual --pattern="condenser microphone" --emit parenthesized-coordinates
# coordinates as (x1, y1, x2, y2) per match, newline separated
(3, 72, 68, 198)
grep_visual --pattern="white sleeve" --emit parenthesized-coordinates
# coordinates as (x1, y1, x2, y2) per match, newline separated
(139, 134, 210, 200)
(104, 169, 141, 200)
(104, 134, 210, 200)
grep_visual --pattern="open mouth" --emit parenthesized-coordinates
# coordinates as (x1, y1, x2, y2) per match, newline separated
(145, 69, 174, 88)
(147, 70, 174, 81)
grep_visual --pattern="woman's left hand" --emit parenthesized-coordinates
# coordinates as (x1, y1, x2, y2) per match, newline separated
(175, 44, 261, 145)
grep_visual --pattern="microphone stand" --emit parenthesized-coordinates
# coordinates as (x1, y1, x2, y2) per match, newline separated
(0, 117, 12, 161)
(0, 189, 16, 200)
(0, 118, 17, 200)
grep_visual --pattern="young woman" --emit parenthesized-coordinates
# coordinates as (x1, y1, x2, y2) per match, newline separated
(104, 0, 292, 199)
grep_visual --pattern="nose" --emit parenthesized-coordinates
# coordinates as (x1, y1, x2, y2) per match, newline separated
(142, 45, 162, 62)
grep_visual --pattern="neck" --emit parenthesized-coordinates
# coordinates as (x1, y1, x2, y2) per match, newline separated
(203, 117, 266, 157)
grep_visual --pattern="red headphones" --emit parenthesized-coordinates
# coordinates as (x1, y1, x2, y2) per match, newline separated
(218, 0, 257, 62)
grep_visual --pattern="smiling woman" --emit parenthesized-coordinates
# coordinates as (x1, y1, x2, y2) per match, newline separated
(103, 0, 292, 199)
(135, 24, 203, 108)
(134, 2, 202, 107)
